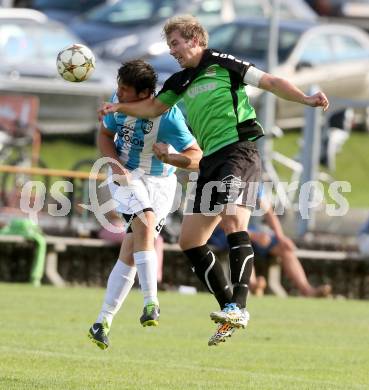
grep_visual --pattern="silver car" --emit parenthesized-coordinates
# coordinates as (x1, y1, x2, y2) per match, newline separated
(0, 8, 117, 135)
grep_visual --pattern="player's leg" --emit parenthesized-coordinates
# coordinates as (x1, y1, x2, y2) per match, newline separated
(180, 149, 235, 311)
(207, 141, 261, 332)
(132, 174, 179, 326)
(88, 234, 136, 349)
(130, 210, 160, 326)
(223, 205, 253, 308)
(180, 213, 241, 347)
(209, 205, 253, 328)
(111, 176, 160, 325)
(180, 213, 233, 309)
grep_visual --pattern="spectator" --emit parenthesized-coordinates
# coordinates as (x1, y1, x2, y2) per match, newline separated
(358, 216, 369, 256)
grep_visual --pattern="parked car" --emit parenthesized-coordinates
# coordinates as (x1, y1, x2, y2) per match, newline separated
(13, 0, 107, 24)
(207, 18, 369, 131)
(0, 8, 118, 135)
(69, 0, 317, 63)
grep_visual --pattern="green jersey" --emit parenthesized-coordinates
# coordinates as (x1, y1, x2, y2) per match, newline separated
(157, 49, 264, 156)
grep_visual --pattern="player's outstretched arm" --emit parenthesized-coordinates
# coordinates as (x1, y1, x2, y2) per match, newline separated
(98, 97, 170, 119)
(259, 73, 329, 111)
(153, 142, 202, 171)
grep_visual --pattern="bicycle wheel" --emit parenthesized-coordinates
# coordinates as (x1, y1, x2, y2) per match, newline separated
(69, 158, 97, 218)
(1, 158, 50, 209)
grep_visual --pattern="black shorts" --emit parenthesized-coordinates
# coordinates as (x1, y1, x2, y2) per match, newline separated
(188, 141, 261, 214)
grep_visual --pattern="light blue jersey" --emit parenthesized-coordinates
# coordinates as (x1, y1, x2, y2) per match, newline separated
(103, 93, 195, 176)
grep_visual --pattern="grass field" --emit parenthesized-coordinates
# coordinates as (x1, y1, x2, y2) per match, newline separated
(1, 283, 368, 390)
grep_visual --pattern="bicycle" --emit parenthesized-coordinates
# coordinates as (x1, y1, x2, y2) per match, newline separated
(0, 121, 49, 209)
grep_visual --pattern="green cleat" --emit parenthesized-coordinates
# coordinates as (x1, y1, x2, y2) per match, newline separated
(140, 303, 160, 327)
(88, 318, 110, 350)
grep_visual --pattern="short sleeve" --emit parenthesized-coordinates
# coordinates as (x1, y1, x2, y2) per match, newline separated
(103, 113, 117, 133)
(158, 106, 195, 152)
(102, 92, 118, 133)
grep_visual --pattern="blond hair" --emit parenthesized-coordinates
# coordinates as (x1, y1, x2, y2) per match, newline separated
(163, 14, 208, 48)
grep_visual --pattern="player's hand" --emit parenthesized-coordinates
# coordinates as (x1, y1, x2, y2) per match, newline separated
(304, 92, 329, 111)
(97, 102, 117, 121)
(278, 235, 296, 251)
(153, 142, 170, 163)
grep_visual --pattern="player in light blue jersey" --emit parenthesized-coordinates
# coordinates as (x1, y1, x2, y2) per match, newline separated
(88, 60, 201, 350)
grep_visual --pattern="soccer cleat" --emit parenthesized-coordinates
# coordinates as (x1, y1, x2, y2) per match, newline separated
(140, 303, 160, 327)
(210, 303, 250, 328)
(88, 319, 110, 350)
(208, 322, 236, 346)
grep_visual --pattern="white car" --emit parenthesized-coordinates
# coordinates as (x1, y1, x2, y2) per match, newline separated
(0, 8, 117, 135)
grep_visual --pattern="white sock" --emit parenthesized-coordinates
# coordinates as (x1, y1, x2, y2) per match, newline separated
(134, 250, 159, 306)
(96, 260, 136, 326)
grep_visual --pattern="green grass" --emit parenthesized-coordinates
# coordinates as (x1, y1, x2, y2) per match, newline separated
(1, 283, 368, 390)
(40, 139, 98, 171)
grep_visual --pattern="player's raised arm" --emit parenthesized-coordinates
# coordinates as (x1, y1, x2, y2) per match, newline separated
(98, 96, 169, 119)
(258, 73, 329, 111)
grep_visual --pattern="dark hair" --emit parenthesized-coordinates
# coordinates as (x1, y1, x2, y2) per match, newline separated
(117, 60, 157, 95)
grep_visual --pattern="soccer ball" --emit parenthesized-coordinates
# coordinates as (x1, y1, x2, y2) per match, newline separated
(56, 44, 95, 82)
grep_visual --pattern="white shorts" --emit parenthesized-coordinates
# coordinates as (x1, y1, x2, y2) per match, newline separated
(108, 173, 177, 236)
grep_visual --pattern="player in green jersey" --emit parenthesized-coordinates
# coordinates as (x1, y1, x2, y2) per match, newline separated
(98, 15, 329, 346)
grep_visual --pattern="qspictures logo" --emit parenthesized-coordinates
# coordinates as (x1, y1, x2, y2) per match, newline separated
(16, 158, 351, 232)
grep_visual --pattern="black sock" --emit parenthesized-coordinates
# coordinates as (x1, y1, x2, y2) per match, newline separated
(183, 245, 232, 308)
(227, 231, 254, 309)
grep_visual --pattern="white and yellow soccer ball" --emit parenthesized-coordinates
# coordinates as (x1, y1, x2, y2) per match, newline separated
(56, 44, 95, 82)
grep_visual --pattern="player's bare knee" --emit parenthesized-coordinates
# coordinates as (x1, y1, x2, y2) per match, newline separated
(133, 224, 154, 240)
(131, 212, 155, 234)
(221, 217, 244, 235)
(179, 235, 191, 250)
